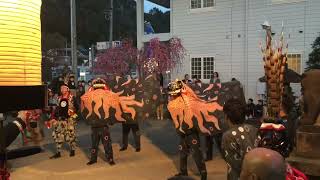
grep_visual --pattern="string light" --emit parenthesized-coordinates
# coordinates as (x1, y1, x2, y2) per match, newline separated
(143, 58, 158, 74)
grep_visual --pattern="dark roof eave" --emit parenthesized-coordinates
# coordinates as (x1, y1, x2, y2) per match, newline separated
(148, 0, 170, 8)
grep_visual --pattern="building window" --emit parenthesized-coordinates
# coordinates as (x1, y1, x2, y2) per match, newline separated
(191, 57, 202, 79)
(191, 0, 214, 9)
(271, 0, 306, 5)
(191, 0, 201, 9)
(191, 57, 215, 80)
(287, 54, 301, 74)
(203, 0, 215, 7)
(203, 57, 215, 79)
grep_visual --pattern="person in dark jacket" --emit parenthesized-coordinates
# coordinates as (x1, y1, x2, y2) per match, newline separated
(56, 76, 65, 95)
(221, 98, 259, 180)
(246, 98, 255, 119)
(67, 74, 77, 97)
(86, 78, 115, 166)
(156, 86, 166, 120)
(254, 100, 264, 119)
(182, 74, 192, 84)
(157, 73, 164, 88)
(67, 75, 76, 89)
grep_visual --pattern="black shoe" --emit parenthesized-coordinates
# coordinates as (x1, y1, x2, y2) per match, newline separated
(50, 152, 61, 159)
(174, 172, 188, 176)
(87, 160, 97, 165)
(167, 172, 188, 180)
(108, 159, 116, 166)
(200, 172, 207, 180)
(135, 148, 141, 152)
(69, 150, 75, 157)
(119, 147, 127, 151)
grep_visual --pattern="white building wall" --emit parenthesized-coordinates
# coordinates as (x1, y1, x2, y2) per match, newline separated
(246, 0, 320, 99)
(171, 0, 247, 84)
(140, 0, 320, 100)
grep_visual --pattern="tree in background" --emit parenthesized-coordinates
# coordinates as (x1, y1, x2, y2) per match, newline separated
(144, 7, 170, 34)
(41, 0, 70, 51)
(94, 38, 185, 77)
(93, 39, 137, 75)
(42, 33, 67, 51)
(306, 34, 320, 70)
(140, 38, 185, 76)
(41, 0, 137, 50)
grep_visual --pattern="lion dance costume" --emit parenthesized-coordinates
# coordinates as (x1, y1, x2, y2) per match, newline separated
(81, 77, 144, 165)
(167, 80, 223, 180)
(85, 78, 115, 165)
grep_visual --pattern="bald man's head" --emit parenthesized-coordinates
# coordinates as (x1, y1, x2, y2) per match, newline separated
(240, 148, 286, 180)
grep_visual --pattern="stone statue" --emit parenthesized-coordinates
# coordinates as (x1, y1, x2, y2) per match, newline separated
(289, 69, 320, 176)
(301, 69, 320, 126)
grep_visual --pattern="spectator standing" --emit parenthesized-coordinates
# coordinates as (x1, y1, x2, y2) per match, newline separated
(156, 86, 166, 120)
(254, 100, 264, 119)
(204, 72, 221, 101)
(56, 76, 65, 95)
(182, 74, 192, 84)
(210, 72, 220, 84)
(68, 75, 77, 97)
(78, 81, 86, 97)
(157, 73, 164, 88)
(246, 98, 255, 119)
(85, 80, 92, 92)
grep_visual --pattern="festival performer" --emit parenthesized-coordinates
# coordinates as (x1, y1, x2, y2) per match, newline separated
(221, 98, 259, 180)
(167, 80, 223, 180)
(120, 75, 143, 152)
(81, 76, 144, 164)
(85, 78, 115, 165)
(203, 76, 223, 161)
(49, 84, 78, 159)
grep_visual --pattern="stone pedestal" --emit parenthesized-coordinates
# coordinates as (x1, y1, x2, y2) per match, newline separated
(288, 125, 320, 176)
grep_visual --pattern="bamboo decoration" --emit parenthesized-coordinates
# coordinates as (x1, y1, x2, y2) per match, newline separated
(260, 26, 288, 120)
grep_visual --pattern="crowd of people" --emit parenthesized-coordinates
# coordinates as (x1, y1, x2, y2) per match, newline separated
(245, 98, 264, 120)
(2, 71, 308, 180)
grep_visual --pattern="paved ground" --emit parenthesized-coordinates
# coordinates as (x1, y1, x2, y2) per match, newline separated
(8, 119, 227, 180)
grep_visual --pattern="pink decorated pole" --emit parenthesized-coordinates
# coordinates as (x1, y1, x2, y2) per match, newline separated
(141, 37, 186, 75)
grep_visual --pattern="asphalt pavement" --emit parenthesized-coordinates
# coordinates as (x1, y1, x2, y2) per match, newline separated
(8, 119, 227, 180)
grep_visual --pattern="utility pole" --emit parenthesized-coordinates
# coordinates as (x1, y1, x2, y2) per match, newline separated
(105, 0, 113, 48)
(109, 0, 113, 47)
(71, 0, 78, 85)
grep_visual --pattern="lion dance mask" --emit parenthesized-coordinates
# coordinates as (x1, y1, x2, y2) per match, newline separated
(167, 80, 223, 134)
